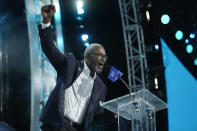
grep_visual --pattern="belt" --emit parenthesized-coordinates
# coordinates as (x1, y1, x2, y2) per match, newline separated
(64, 117, 83, 130)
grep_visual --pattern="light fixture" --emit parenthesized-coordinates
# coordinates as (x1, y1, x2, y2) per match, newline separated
(161, 14, 170, 24)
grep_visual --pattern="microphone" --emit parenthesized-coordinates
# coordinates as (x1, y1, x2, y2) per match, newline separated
(107, 66, 123, 82)
(107, 65, 135, 92)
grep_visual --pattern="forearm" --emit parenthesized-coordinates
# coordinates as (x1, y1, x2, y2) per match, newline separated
(38, 24, 64, 71)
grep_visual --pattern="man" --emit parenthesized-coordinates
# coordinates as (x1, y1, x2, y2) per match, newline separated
(38, 4, 107, 131)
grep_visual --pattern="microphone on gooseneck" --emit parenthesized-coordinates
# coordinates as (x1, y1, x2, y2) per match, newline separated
(106, 65, 134, 92)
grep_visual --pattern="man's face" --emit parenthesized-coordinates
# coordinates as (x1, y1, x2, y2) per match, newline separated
(87, 46, 107, 74)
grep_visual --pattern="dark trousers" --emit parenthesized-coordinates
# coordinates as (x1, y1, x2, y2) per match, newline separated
(41, 125, 78, 131)
(41, 118, 83, 131)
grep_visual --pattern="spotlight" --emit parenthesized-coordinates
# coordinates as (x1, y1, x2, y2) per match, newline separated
(77, 1, 83, 9)
(175, 30, 183, 40)
(154, 77, 159, 89)
(186, 44, 193, 54)
(76, 1, 84, 15)
(77, 8, 84, 15)
(194, 58, 197, 66)
(81, 34, 88, 41)
(189, 33, 195, 39)
(84, 42, 90, 47)
(80, 25, 84, 29)
(76, 16, 83, 21)
(185, 39, 189, 44)
(155, 44, 159, 50)
(146, 10, 150, 22)
(161, 14, 170, 25)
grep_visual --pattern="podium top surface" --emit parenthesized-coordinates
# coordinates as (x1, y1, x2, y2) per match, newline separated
(100, 89, 167, 120)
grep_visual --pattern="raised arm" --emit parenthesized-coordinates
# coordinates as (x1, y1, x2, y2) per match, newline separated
(38, 4, 64, 71)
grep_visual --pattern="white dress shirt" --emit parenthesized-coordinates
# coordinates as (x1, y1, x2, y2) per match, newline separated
(41, 22, 96, 124)
(63, 62, 96, 124)
(41, 22, 51, 29)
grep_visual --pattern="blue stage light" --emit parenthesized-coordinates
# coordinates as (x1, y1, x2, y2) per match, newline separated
(186, 44, 193, 54)
(76, 16, 83, 21)
(194, 58, 197, 66)
(54, 10, 61, 21)
(175, 30, 183, 40)
(84, 42, 90, 47)
(161, 14, 170, 24)
(81, 34, 88, 41)
(185, 39, 189, 44)
(189, 33, 195, 39)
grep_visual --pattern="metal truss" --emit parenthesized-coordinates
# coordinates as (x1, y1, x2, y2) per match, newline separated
(118, 0, 147, 91)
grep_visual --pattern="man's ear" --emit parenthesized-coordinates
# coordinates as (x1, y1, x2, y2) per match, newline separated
(85, 53, 91, 60)
(84, 53, 88, 59)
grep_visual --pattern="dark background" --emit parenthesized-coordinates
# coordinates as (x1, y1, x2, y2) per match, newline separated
(0, 0, 197, 130)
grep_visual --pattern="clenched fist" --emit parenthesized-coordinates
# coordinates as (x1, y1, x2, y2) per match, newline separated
(41, 4, 56, 24)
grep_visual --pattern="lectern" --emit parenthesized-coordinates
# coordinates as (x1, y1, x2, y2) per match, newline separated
(100, 89, 167, 131)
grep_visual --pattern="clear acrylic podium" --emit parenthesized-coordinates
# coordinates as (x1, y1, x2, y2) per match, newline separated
(100, 89, 167, 131)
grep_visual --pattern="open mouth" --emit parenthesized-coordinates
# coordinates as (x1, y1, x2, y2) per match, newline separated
(97, 62, 104, 70)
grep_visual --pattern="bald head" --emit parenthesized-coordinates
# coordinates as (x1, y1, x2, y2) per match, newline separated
(84, 43, 104, 58)
(84, 43, 106, 74)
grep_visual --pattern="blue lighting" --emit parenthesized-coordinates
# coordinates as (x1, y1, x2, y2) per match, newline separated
(161, 38, 197, 131)
(54, 11, 61, 21)
(53, 3, 64, 54)
(84, 42, 90, 47)
(189, 33, 195, 39)
(76, 16, 83, 21)
(81, 34, 88, 41)
(161, 14, 170, 24)
(194, 58, 197, 66)
(185, 39, 189, 44)
(186, 44, 193, 54)
(155, 44, 159, 50)
(175, 30, 183, 40)
(57, 37, 64, 53)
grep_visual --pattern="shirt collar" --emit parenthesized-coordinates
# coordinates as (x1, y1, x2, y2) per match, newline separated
(84, 62, 96, 80)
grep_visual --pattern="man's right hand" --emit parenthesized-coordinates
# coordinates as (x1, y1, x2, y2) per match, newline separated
(41, 4, 56, 24)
